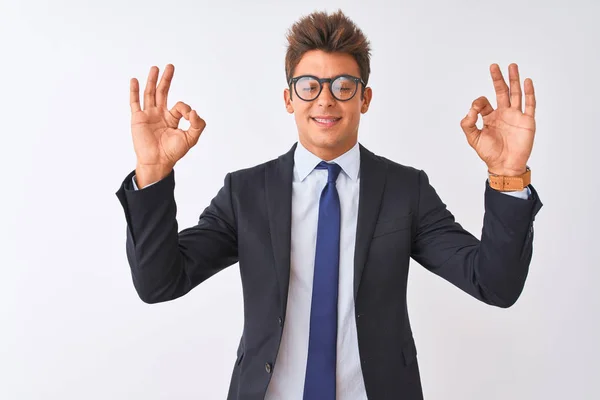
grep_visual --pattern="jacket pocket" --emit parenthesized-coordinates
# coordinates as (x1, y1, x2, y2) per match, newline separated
(373, 214, 412, 238)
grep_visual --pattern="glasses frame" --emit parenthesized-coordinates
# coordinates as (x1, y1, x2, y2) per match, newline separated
(288, 74, 367, 102)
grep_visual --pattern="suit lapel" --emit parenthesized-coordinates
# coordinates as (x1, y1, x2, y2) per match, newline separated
(265, 142, 386, 313)
(266, 143, 296, 315)
(353, 144, 387, 299)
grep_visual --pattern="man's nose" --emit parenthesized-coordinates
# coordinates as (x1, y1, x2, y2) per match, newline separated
(316, 83, 335, 107)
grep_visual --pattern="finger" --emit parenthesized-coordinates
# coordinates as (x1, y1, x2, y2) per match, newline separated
(143, 66, 159, 110)
(169, 101, 192, 124)
(185, 110, 207, 146)
(509, 63, 522, 112)
(156, 64, 175, 109)
(490, 64, 510, 109)
(460, 107, 481, 147)
(524, 78, 536, 118)
(130, 78, 141, 113)
(472, 96, 494, 117)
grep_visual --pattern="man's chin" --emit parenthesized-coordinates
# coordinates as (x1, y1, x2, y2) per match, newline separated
(311, 135, 342, 148)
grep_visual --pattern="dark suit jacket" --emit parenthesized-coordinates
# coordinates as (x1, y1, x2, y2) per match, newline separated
(115, 142, 543, 399)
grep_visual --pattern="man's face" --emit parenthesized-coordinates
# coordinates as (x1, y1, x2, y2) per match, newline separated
(284, 50, 372, 160)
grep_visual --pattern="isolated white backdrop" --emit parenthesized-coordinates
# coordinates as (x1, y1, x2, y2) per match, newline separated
(1, 0, 598, 399)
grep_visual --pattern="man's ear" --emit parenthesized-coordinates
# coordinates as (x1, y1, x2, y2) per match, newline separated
(361, 87, 373, 114)
(284, 88, 294, 114)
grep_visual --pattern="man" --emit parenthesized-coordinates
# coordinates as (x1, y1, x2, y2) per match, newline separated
(115, 10, 542, 400)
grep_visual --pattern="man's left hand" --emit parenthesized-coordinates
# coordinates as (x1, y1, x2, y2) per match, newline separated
(460, 63, 536, 176)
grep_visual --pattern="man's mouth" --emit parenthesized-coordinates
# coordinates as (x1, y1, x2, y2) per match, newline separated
(311, 117, 341, 127)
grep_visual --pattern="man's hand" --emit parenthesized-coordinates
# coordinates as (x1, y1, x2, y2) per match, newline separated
(460, 63, 536, 176)
(130, 64, 207, 187)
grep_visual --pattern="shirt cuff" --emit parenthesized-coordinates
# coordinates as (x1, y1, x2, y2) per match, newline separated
(132, 175, 159, 191)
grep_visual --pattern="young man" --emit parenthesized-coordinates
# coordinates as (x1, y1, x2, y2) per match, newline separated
(116, 10, 542, 400)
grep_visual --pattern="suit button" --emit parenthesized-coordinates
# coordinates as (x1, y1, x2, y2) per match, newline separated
(278, 317, 283, 326)
(265, 362, 272, 374)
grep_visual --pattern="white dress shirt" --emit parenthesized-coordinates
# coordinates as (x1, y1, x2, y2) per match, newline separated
(131, 141, 530, 399)
(264, 141, 367, 399)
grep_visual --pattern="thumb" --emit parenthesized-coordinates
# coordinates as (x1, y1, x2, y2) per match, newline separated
(184, 110, 206, 146)
(460, 108, 480, 147)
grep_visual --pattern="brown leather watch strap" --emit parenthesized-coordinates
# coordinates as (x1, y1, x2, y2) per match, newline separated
(488, 168, 531, 191)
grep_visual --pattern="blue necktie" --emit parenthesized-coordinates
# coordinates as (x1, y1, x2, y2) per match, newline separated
(303, 161, 342, 400)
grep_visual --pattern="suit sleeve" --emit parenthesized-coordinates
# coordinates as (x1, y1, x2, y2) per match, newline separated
(410, 169, 543, 308)
(115, 169, 239, 304)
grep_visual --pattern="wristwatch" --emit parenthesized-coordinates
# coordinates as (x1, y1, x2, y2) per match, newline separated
(488, 167, 531, 191)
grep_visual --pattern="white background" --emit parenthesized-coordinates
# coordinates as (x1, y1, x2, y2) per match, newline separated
(1, 0, 598, 398)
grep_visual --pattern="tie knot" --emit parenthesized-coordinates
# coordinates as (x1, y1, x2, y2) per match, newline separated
(316, 161, 342, 183)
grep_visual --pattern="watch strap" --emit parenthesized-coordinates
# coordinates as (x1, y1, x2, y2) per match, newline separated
(488, 168, 531, 191)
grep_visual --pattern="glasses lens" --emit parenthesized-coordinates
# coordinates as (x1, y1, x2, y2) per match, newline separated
(295, 77, 321, 101)
(332, 76, 357, 101)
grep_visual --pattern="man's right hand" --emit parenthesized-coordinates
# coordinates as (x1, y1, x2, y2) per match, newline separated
(130, 64, 206, 188)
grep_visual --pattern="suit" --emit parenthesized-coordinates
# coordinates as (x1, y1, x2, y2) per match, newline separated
(115, 142, 543, 399)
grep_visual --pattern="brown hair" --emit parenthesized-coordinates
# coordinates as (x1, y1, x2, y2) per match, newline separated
(284, 9, 372, 86)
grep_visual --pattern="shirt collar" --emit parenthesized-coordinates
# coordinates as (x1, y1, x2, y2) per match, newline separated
(294, 140, 360, 182)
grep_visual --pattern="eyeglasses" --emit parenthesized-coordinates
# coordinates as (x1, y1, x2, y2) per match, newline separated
(288, 74, 366, 102)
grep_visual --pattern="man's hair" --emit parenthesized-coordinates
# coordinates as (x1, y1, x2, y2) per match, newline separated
(284, 9, 372, 86)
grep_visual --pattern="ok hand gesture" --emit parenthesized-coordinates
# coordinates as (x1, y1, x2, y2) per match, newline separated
(460, 63, 536, 176)
(130, 64, 206, 187)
